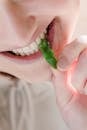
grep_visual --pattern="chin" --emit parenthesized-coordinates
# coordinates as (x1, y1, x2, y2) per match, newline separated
(0, 67, 52, 84)
(16, 66, 52, 84)
(24, 72, 52, 84)
(11, 57, 52, 84)
(0, 55, 53, 84)
(4, 59, 52, 84)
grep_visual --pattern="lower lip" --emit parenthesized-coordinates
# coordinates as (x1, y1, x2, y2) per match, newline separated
(0, 50, 43, 64)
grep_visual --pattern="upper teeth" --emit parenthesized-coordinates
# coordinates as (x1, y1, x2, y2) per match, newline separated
(11, 31, 46, 56)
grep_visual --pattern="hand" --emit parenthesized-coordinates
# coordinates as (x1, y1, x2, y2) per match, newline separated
(51, 36, 87, 130)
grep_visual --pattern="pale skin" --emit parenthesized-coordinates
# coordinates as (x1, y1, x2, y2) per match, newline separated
(0, 0, 87, 130)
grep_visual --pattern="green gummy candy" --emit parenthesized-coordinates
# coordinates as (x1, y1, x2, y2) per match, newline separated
(38, 39, 58, 69)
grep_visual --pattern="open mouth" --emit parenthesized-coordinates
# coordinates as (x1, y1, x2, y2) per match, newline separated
(0, 19, 55, 63)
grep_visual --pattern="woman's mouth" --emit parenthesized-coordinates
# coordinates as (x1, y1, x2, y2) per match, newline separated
(0, 19, 55, 64)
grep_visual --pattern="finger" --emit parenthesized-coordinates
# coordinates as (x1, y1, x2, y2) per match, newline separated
(51, 68, 76, 109)
(70, 49, 87, 94)
(58, 35, 87, 71)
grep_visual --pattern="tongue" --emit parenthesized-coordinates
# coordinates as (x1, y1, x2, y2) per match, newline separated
(46, 18, 66, 58)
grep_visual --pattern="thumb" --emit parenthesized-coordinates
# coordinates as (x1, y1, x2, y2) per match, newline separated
(51, 67, 76, 109)
(58, 35, 87, 71)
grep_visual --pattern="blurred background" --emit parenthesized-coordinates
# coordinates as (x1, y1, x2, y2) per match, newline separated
(73, 0, 87, 37)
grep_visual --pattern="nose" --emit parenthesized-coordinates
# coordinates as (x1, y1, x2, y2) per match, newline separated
(0, 1, 37, 52)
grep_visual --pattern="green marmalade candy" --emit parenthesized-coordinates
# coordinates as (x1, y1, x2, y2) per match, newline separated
(38, 38, 58, 69)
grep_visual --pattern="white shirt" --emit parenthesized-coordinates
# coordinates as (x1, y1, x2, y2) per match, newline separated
(0, 75, 69, 130)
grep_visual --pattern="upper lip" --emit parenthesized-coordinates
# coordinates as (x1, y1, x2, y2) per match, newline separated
(0, 31, 46, 53)
(0, 19, 55, 53)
